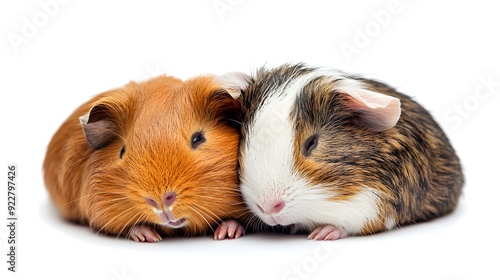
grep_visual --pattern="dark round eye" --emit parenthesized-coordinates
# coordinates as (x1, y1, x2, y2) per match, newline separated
(191, 131, 206, 149)
(119, 146, 126, 159)
(303, 134, 318, 157)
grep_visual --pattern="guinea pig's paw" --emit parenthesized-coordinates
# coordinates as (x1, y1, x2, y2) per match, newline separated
(214, 220, 244, 240)
(307, 225, 346, 241)
(129, 225, 162, 242)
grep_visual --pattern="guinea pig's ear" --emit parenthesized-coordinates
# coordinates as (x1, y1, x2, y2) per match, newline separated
(215, 72, 252, 98)
(336, 87, 401, 132)
(206, 89, 243, 128)
(79, 104, 119, 149)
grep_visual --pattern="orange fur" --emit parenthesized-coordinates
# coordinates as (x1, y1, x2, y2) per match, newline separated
(43, 75, 245, 238)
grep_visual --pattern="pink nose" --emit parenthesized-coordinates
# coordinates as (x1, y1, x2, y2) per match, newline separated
(163, 191, 176, 207)
(257, 200, 285, 214)
(145, 197, 158, 208)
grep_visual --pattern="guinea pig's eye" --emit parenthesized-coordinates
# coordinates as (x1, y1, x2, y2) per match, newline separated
(191, 131, 206, 149)
(303, 135, 319, 157)
(119, 146, 126, 159)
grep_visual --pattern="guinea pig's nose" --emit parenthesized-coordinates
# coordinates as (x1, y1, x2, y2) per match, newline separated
(163, 191, 177, 207)
(257, 200, 285, 214)
(270, 200, 285, 214)
(145, 197, 158, 208)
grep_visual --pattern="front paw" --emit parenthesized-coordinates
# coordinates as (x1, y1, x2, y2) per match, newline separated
(129, 225, 162, 242)
(307, 225, 346, 241)
(214, 219, 244, 240)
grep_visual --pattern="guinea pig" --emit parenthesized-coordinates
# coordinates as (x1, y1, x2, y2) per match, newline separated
(217, 63, 464, 240)
(43, 75, 246, 242)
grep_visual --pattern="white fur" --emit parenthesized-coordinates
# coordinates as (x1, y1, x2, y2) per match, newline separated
(240, 69, 381, 234)
(286, 187, 381, 235)
(240, 73, 320, 223)
(385, 217, 396, 230)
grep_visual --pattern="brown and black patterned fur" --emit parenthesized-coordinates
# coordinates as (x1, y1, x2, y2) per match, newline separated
(241, 64, 464, 235)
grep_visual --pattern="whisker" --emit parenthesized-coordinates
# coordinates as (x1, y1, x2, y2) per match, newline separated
(56, 193, 97, 208)
(186, 205, 215, 233)
(226, 118, 243, 126)
(94, 206, 137, 236)
(116, 212, 143, 240)
(193, 204, 223, 226)
(244, 213, 260, 233)
(233, 209, 252, 220)
(126, 214, 151, 240)
(192, 186, 241, 191)
(189, 195, 236, 201)
(88, 198, 129, 214)
(194, 193, 241, 198)
(229, 202, 249, 206)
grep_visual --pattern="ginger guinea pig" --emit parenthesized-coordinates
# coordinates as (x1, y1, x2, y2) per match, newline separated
(43, 75, 245, 242)
(218, 63, 464, 240)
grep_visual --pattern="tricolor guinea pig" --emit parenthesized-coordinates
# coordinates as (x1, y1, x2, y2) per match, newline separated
(218, 63, 464, 240)
(43, 75, 245, 242)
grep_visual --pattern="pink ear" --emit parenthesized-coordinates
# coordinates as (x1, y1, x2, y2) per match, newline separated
(215, 72, 252, 98)
(336, 87, 401, 132)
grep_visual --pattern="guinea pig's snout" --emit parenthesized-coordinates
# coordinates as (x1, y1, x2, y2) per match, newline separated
(144, 192, 186, 229)
(257, 200, 285, 215)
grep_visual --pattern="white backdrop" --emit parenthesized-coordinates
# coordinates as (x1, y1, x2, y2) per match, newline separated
(1, 1, 499, 279)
